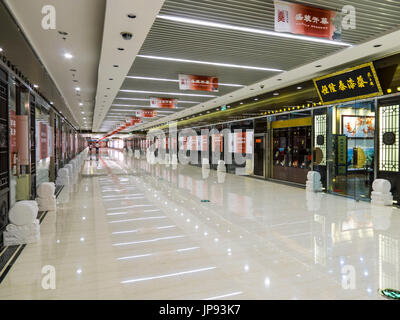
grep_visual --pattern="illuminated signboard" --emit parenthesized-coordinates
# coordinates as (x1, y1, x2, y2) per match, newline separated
(313, 62, 383, 105)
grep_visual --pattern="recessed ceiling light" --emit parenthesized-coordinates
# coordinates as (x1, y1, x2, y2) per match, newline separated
(254, 98, 258, 101)
(64, 53, 73, 59)
(273, 92, 279, 96)
(33, 84, 38, 88)
(79, 103, 83, 106)
(297, 86, 302, 90)
(136, 55, 284, 72)
(75, 87, 80, 91)
(0, 48, 3, 53)
(157, 15, 352, 47)
(50, 101, 53, 105)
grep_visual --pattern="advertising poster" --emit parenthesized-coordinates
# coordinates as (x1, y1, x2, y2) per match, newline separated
(40, 122, 48, 160)
(274, 0, 342, 40)
(150, 97, 177, 109)
(201, 135, 208, 152)
(212, 134, 223, 153)
(9, 110, 16, 166)
(342, 116, 375, 138)
(234, 132, 246, 154)
(246, 130, 254, 154)
(179, 74, 219, 92)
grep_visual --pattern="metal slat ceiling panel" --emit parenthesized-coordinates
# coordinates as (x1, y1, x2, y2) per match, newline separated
(102, 0, 400, 132)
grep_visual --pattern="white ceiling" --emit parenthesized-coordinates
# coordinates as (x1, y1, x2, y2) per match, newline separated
(91, 0, 166, 132)
(4, 0, 105, 129)
(99, 0, 400, 133)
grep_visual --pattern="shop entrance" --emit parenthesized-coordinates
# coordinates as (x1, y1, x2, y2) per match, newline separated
(327, 101, 375, 200)
(271, 117, 312, 185)
(253, 134, 265, 177)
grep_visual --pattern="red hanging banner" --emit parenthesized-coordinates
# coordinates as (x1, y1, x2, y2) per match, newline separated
(179, 74, 219, 92)
(150, 97, 177, 109)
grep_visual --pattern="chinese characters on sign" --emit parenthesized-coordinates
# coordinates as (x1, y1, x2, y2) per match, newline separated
(274, 0, 342, 40)
(179, 74, 219, 92)
(150, 97, 177, 109)
(313, 62, 383, 105)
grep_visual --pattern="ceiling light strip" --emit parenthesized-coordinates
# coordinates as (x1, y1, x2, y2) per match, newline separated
(126, 75, 244, 87)
(120, 89, 217, 97)
(136, 55, 284, 72)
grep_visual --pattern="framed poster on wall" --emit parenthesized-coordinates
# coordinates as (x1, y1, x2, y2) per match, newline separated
(342, 115, 375, 138)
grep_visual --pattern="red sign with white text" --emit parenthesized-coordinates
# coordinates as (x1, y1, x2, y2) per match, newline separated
(179, 74, 219, 92)
(40, 123, 48, 159)
(142, 110, 157, 118)
(150, 97, 177, 109)
(10, 110, 16, 166)
(274, 0, 341, 41)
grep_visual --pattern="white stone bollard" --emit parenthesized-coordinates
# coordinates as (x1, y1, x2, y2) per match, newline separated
(165, 154, 171, 167)
(171, 154, 178, 165)
(3, 201, 40, 245)
(371, 179, 393, 206)
(202, 158, 210, 169)
(217, 160, 226, 172)
(306, 171, 323, 192)
(134, 150, 140, 159)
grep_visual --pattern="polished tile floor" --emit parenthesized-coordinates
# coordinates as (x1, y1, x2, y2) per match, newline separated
(0, 149, 399, 299)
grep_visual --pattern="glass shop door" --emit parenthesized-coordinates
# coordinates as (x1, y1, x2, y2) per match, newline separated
(328, 101, 375, 200)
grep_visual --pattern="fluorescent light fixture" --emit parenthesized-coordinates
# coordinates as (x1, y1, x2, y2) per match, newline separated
(157, 14, 352, 47)
(116, 97, 199, 104)
(120, 89, 217, 97)
(64, 52, 73, 59)
(111, 104, 182, 109)
(137, 55, 284, 72)
(121, 266, 216, 284)
(126, 75, 244, 87)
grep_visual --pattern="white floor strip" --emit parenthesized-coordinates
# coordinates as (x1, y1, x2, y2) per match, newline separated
(121, 266, 216, 284)
(204, 291, 243, 300)
(108, 216, 167, 223)
(113, 235, 185, 246)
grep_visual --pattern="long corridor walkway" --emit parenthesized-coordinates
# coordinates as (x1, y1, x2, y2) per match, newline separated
(0, 149, 399, 299)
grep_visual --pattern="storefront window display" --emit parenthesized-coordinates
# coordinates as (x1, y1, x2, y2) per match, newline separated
(272, 123, 312, 184)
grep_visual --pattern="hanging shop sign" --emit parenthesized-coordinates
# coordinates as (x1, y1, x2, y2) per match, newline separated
(150, 97, 177, 109)
(128, 116, 141, 125)
(179, 74, 219, 92)
(274, 0, 342, 40)
(142, 110, 157, 118)
(313, 62, 383, 105)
